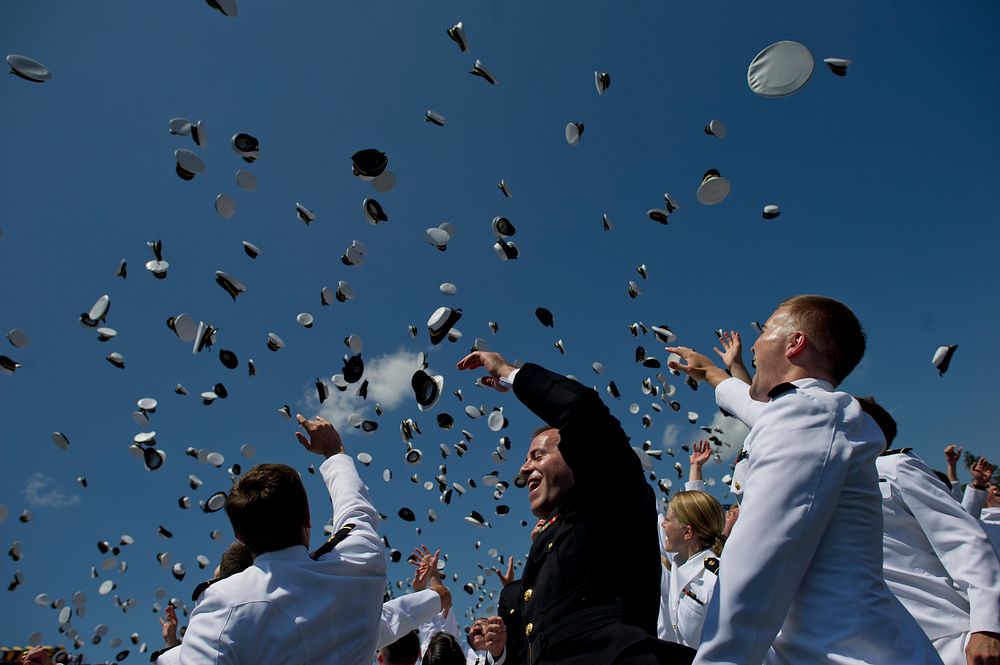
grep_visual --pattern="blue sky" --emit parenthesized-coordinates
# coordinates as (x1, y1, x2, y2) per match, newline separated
(2, 0, 999, 656)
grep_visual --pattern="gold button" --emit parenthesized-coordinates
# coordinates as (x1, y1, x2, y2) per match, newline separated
(524, 623, 533, 637)
(734, 481, 741, 491)
(547, 542, 554, 551)
(508, 608, 515, 616)
(523, 588, 533, 602)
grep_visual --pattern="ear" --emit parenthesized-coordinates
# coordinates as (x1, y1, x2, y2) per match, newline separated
(684, 524, 695, 541)
(785, 331, 808, 359)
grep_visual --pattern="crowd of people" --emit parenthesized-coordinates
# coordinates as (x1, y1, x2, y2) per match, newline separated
(16, 294, 999, 665)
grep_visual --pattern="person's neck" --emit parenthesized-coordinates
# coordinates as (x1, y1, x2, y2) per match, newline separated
(674, 542, 704, 566)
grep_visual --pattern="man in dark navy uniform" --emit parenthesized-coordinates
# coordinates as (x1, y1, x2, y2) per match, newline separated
(458, 352, 694, 665)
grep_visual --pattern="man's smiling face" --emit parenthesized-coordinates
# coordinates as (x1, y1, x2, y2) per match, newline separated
(519, 428, 575, 518)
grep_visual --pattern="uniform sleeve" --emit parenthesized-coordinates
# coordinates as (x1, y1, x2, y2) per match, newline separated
(377, 589, 442, 650)
(177, 588, 238, 665)
(714, 377, 768, 429)
(512, 363, 638, 493)
(964, 485, 988, 518)
(684, 480, 706, 492)
(318, 454, 386, 575)
(693, 394, 849, 665)
(896, 455, 1000, 635)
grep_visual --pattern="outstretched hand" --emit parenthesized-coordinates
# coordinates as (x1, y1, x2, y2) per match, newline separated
(494, 556, 516, 587)
(411, 545, 452, 617)
(295, 414, 344, 458)
(690, 440, 712, 468)
(971, 457, 995, 489)
(944, 444, 963, 466)
(713, 330, 752, 383)
(160, 603, 180, 647)
(457, 351, 516, 393)
(666, 347, 729, 388)
(713, 331, 743, 369)
(410, 545, 441, 591)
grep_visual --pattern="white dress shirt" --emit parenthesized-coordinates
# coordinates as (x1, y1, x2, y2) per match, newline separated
(878, 450, 1000, 662)
(693, 377, 942, 665)
(178, 454, 386, 665)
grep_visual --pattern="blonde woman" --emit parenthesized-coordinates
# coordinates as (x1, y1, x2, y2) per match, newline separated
(657, 490, 725, 648)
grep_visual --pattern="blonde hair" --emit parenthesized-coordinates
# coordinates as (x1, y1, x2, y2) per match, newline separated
(668, 490, 726, 556)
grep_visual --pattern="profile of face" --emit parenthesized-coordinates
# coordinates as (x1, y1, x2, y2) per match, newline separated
(519, 429, 575, 518)
(749, 307, 797, 401)
(660, 507, 691, 554)
(988, 484, 1000, 508)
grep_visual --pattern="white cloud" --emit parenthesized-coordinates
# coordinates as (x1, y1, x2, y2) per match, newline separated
(23, 473, 80, 508)
(302, 348, 422, 435)
(661, 424, 682, 449)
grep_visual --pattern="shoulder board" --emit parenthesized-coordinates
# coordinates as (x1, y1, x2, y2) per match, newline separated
(767, 382, 797, 400)
(190, 577, 218, 602)
(704, 556, 719, 575)
(879, 448, 913, 457)
(309, 522, 356, 561)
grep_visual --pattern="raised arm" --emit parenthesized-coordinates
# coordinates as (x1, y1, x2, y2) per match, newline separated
(297, 415, 384, 570)
(688, 440, 712, 483)
(963, 457, 995, 517)
(457, 353, 639, 490)
(713, 330, 752, 384)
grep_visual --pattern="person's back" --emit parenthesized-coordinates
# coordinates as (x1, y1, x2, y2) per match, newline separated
(185, 547, 384, 663)
(178, 418, 386, 665)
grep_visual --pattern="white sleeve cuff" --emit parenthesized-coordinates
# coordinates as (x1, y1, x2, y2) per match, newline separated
(498, 367, 520, 389)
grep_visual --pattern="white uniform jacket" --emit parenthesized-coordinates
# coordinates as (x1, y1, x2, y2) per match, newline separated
(657, 548, 719, 648)
(878, 451, 1000, 642)
(378, 589, 442, 650)
(693, 377, 942, 665)
(657, 481, 717, 647)
(178, 454, 386, 665)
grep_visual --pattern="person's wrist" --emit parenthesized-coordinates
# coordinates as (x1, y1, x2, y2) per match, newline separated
(973, 483, 988, 490)
(706, 366, 729, 388)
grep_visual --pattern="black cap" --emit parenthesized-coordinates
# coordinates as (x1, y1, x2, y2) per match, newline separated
(351, 149, 388, 179)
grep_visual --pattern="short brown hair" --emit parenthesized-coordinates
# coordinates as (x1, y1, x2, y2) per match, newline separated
(421, 632, 465, 665)
(779, 295, 866, 385)
(381, 630, 420, 665)
(225, 464, 309, 555)
(218, 540, 254, 578)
